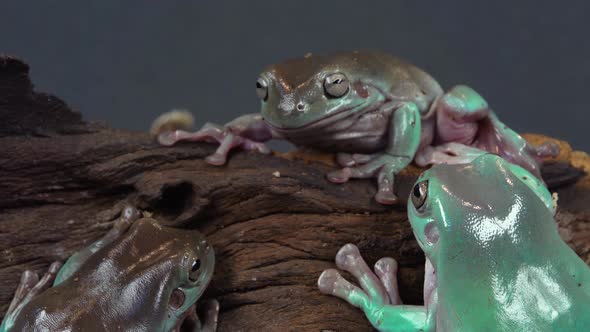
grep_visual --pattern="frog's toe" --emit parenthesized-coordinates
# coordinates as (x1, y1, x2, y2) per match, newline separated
(6, 270, 40, 314)
(374, 257, 401, 305)
(336, 153, 375, 167)
(318, 268, 342, 294)
(318, 268, 371, 309)
(205, 152, 228, 166)
(156, 131, 180, 146)
(375, 164, 399, 205)
(336, 153, 356, 167)
(375, 190, 398, 205)
(327, 163, 382, 184)
(335, 244, 391, 305)
(113, 205, 141, 234)
(21, 262, 62, 304)
(242, 140, 271, 154)
(327, 167, 352, 183)
(199, 299, 220, 332)
(334, 243, 363, 270)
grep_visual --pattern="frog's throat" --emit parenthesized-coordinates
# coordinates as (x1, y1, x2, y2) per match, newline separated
(424, 257, 437, 311)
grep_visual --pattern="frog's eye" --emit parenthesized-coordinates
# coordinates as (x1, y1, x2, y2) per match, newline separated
(256, 77, 268, 101)
(411, 180, 428, 211)
(189, 258, 201, 282)
(324, 73, 349, 98)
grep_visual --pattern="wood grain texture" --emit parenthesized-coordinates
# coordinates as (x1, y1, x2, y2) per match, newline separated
(0, 56, 588, 331)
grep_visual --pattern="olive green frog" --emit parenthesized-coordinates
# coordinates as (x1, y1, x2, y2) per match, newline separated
(153, 51, 558, 204)
(1, 206, 218, 332)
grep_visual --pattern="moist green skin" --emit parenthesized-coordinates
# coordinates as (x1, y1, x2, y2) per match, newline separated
(319, 154, 590, 331)
(157, 50, 559, 205)
(1, 210, 217, 332)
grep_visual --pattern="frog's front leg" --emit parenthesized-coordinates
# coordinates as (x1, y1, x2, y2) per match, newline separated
(318, 244, 434, 332)
(54, 205, 141, 285)
(328, 103, 421, 204)
(1, 262, 62, 332)
(198, 299, 220, 332)
(156, 113, 275, 166)
(173, 299, 219, 332)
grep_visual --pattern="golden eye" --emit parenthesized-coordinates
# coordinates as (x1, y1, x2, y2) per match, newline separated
(411, 180, 428, 211)
(324, 73, 349, 98)
(256, 77, 268, 101)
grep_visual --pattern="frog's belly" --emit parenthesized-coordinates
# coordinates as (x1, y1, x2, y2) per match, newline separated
(278, 112, 390, 153)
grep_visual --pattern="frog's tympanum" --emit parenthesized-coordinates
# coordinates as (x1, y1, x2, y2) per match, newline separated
(154, 51, 558, 204)
(318, 154, 590, 331)
(0, 206, 218, 332)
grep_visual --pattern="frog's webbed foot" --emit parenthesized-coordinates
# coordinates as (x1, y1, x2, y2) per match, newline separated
(3, 262, 62, 326)
(415, 143, 487, 167)
(327, 154, 411, 204)
(318, 244, 400, 313)
(156, 114, 273, 166)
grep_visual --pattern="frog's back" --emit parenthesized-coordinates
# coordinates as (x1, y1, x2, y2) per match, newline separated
(269, 50, 443, 109)
(430, 156, 590, 331)
(437, 249, 590, 331)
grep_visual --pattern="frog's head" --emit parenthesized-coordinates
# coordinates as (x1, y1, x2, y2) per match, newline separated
(118, 218, 215, 331)
(255, 52, 385, 130)
(407, 154, 555, 267)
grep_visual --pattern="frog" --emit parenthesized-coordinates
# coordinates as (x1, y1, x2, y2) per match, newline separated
(152, 50, 559, 204)
(0, 206, 218, 332)
(317, 153, 590, 331)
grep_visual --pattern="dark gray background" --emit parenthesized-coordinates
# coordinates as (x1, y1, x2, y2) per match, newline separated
(2, 1, 589, 150)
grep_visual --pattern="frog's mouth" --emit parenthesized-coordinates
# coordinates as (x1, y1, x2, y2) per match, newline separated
(265, 105, 359, 132)
(266, 98, 382, 132)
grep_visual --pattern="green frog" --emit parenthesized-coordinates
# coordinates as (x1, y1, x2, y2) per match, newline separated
(153, 51, 558, 204)
(318, 154, 590, 331)
(1, 206, 218, 332)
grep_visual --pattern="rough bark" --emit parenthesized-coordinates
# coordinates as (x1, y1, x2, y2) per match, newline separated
(0, 56, 589, 332)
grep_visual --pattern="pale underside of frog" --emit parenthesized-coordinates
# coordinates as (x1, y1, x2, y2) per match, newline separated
(318, 154, 590, 331)
(154, 50, 559, 204)
(0, 206, 218, 332)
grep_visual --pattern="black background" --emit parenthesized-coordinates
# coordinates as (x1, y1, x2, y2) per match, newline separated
(3, 1, 588, 150)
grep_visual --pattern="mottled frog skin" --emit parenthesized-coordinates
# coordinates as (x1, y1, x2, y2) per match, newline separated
(155, 51, 558, 204)
(318, 154, 590, 331)
(0, 206, 218, 332)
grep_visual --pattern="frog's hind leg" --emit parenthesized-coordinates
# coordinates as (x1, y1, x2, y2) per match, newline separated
(434, 85, 559, 179)
(1, 262, 62, 331)
(155, 113, 274, 166)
